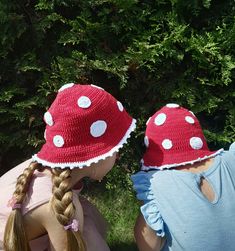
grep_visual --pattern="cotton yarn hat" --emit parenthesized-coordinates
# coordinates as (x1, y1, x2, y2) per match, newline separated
(142, 103, 223, 170)
(32, 83, 136, 169)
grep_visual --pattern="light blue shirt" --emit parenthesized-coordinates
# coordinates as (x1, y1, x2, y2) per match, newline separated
(132, 145, 235, 251)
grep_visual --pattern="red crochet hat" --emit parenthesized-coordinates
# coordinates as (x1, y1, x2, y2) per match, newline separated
(32, 83, 136, 169)
(142, 104, 223, 170)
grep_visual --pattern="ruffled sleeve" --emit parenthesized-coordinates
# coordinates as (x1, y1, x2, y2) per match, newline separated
(131, 171, 165, 237)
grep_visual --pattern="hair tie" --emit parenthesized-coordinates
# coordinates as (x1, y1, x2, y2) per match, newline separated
(12, 204, 22, 210)
(7, 196, 22, 210)
(64, 219, 79, 232)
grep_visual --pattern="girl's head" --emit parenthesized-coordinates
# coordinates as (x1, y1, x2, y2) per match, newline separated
(87, 152, 119, 181)
(33, 83, 136, 169)
(141, 104, 222, 171)
(71, 152, 119, 183)
(4, 83, 136, 251)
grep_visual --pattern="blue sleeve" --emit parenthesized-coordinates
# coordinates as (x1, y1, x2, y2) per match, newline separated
(131, 171, 165, 237)
(221, 142, 235, 166)
(224, 143, 235, 174)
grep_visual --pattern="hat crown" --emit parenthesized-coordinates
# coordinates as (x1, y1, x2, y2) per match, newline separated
(142, 104, 219, 170)
(33, 84, 136, 168)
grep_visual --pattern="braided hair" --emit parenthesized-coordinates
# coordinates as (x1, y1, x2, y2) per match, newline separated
(51, 167, 86, 251)
(3, 162, 38, 251)
(4, 163, 86, 251)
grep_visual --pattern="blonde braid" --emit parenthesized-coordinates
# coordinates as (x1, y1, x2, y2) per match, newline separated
(51, 168, 86, 251)
(3, 162, 40, 251)
(14, 162, 39, 203)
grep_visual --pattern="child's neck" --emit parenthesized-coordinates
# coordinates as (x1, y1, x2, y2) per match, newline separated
(41, 167, 87, 189)
(175, 158, 214, 174)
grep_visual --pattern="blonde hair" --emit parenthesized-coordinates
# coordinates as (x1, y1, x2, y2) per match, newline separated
(51, 167, 86, 251)
(3, 162, 86, 251)
(3, 162, 38, 251)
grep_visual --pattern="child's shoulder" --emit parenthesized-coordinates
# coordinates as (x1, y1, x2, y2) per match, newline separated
(131, 170, 159, 187)
(131, 170, 171, 202)
(132, 169, 174, 186)
(219, 143, 235, 171)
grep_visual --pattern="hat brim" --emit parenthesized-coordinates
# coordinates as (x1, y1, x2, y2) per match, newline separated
(141, 148, 224, 171)
(32, 119, 136, 169)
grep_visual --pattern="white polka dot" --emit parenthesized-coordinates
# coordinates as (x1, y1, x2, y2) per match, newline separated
(146, 117, 151, 125)
(190, 137, 203, 150)
(44, 112, 54, 126)
(44, 129, 47, 140)
(91, 84, 104, 90)
(185, 116, 195, 124)
(166, 103, 179, 108)
(77, 96, 91, 108)
(117, 101, 124, 112)
(162, 139, 173, 149)
(144, 136, 149, 147)
(189, 111, 196, 117)
(154, 113, 166, 126)
(53, 135, 64, 147)
(90, 120, 107, 137)
(58, 83, 74, 92)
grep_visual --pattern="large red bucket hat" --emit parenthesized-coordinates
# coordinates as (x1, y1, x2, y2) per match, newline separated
(142, 104, 223, 170)
(32, 83, 136, 169)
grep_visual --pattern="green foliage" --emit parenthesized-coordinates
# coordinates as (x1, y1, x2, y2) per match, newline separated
(0, 1, 235, 184)
(83, 184, 139, 250)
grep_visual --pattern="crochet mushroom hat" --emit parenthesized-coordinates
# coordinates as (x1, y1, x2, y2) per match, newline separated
(142, 104, 223, 170)
(32, 83, 136, 169)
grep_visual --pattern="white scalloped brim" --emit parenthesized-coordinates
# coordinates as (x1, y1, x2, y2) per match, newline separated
(141, 148, 224, 171)
(32, 118, 136, 169)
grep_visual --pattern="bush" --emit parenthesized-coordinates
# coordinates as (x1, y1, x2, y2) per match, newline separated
(0, 1, 235, 188)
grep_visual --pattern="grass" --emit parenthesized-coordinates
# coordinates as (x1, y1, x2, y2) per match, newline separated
(83, 182, 140, 251)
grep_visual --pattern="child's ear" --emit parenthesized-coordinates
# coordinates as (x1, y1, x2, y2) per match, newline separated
(116, 152, 120, 161)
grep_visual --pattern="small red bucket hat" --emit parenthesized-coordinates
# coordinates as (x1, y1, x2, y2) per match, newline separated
(32, 83, 136, 169)
(142, 104, 223, 170)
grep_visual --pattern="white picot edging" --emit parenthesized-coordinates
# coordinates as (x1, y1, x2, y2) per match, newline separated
(32, 119, 136, 169)
(141, 148, 224, 171)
